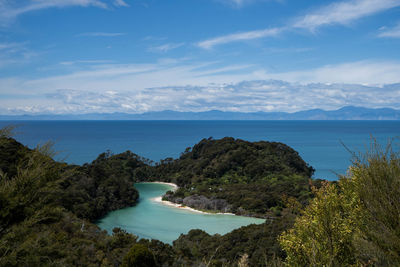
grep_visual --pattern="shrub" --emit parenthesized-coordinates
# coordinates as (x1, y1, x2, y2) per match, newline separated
(121, 244, 157, 267)
(280, 139, 400, 266)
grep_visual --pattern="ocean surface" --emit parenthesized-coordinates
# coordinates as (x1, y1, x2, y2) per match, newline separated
(97, 183, 264, 244)
(1, 120, 399, 180)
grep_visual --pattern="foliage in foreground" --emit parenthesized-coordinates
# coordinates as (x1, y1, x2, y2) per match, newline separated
(121, 244, 157, 267)
(280, 140, 400, 266)
(0, 130, 149, 266)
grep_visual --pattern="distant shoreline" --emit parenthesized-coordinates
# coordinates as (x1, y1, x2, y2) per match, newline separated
(143, 181, 235, 216)
(141, 181, 179, 191)
(1, 106, 400, 120)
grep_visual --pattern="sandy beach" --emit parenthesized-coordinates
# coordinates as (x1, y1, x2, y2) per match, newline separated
(148, 183, 235, 216)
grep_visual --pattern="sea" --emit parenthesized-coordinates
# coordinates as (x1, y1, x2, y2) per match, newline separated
(1, 120, 399, 180)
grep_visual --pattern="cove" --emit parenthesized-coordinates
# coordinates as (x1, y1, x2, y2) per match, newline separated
(97, 183, 265, 244)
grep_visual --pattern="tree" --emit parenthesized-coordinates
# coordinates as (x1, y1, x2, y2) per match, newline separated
(345, 140, 400, 265)
(121, 244, 157, 267)
(279, 182, 357, 266)
(279, 139, 400, 266)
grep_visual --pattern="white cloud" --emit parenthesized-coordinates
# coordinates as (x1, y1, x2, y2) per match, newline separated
(198, 0, 400, 49)
(378, 22, 400, 37)
(269, 61, 400, 85)
(77, 32, 126, 37)
(59, 59, 114, 65)
(3, 80, 400, 114)
(148, 43, 185, 52)
(218, 0, 250, 8)
(113, 0, 129, 7)
(293, 0, 400, 30)
(0, 0, 128, 25)
(0, 42, 25, 50)
(217, 0, 284, 8)
(197, 27, 283, 49)
(1, 60, 400, 114)
(0, 41, 38, 67)
(17, 62, 256, 95)
(1, 60, 400, 95)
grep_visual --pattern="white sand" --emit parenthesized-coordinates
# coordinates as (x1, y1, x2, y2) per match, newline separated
(144, 181, 235, 215)
(151, 196, 235, 216)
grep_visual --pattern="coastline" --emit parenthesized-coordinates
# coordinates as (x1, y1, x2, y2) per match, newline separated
(151, 196, 235, 216)
(140, 181, 179, 191)
(145, 181, 235, 216)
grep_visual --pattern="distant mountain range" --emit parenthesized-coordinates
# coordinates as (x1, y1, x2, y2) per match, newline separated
(1, 106, 400, 120)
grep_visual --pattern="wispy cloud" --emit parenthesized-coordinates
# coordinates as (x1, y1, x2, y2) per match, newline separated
(198, 0, 400, 49)
(378, 22, 400, 38)
(0, 41, 38, 68)
(0, 42, 25, 51)
(293, 0, 400, 31)
(262, 47, 314, 54)
(148, 43, 185, 52)
(59, 60, 114, 65)
(197, 27, 283, 49)
(217, 0, 252, 8)
(113, 0, 129, 7)
(77, 32, 126, 37)
(217, 0, 284, 8)
(0, 0, 128, 25)
(142, 36, 167, 41)
(268, 60, 400, 85)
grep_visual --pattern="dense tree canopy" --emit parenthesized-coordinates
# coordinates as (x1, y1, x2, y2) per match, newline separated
(152, 137, 317, 216)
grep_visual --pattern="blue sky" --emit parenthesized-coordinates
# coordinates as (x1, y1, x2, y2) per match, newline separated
(1, 0, 400, 114)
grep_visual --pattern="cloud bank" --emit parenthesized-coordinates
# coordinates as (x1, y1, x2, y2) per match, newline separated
(2, 79, 400, 115)
(1, 59, 400, 114)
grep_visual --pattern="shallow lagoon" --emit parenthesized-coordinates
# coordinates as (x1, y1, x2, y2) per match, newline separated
(97, 183, 265, 244)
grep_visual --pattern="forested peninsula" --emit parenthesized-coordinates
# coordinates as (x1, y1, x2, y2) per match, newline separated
(1, 125, 399, 266)
(149, 137, 318, 217)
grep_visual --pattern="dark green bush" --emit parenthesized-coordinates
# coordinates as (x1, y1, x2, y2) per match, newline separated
(122, 244, 157, 267)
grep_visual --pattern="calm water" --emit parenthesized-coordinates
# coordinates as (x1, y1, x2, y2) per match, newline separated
(1, 120, 399, 180)
(97, 183, 265, 244)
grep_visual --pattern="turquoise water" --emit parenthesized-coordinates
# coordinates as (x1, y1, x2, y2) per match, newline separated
(1, 120, 399, 180)
(97, 183, 265, 244)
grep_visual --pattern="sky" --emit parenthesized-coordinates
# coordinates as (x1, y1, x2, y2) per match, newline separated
(0, 0, 400, 114)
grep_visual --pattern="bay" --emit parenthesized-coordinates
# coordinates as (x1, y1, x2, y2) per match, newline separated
(97, 183, 265, 244)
